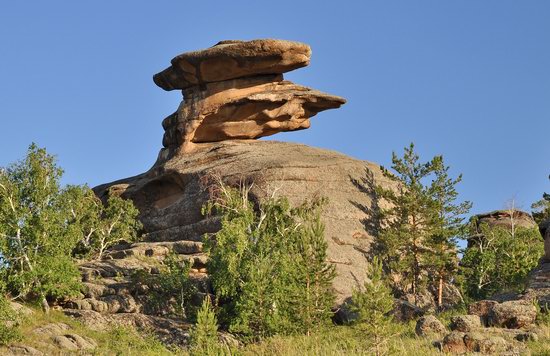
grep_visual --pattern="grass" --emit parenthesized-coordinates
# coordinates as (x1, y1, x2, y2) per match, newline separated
(0, 305, 176, 355)
(2, 304, 550, 355)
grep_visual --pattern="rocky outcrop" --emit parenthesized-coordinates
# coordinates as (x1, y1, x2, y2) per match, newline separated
(60, 39, 389, 344)
(467, 209, 537, 248)
(154, 39, 345, 154)
(94, 140, 390, 305)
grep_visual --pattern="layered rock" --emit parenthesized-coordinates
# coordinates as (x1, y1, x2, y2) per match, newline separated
(153, 39, 311, 90)
(153, 39, 346, 154)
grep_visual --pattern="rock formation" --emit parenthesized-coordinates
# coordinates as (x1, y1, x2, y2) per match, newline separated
(62, 39, 389, 337)
(467, 209, 537, 248)
(154, 39, 345, 155)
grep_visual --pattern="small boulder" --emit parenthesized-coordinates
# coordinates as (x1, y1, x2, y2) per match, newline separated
(7, 345, 43, 355)
(415, 315, 446, 337)
(468, 300, 498, 326)
(463, 332, 509, 354)
(441, 331, 467, 354)
(450, 315, 481, 332)
(488, 300, 537, 329)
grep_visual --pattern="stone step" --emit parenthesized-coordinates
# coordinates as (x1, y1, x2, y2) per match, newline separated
(104, 241, 204, 260)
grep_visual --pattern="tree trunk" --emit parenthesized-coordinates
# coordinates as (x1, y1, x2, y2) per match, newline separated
(41, 294, 50, 314)
(438, 275, 443, 308)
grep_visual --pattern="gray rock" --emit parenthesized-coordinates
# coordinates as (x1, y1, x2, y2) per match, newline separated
(450, 315, 481, 332)
(488, 300, 537, 329)
(415, 315, 446, 337)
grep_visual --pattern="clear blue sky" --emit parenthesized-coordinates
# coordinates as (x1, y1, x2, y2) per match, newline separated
(1, 1, 548, 216)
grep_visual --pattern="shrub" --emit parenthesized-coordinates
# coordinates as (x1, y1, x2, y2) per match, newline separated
(189, 298, 220, 355)
(202, 179, 335, 340)
(461, 224, 544, 300)
(350, 257, 398, 356)
(0, 295, 22, 346)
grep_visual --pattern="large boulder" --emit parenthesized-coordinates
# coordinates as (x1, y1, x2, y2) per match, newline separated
(488, 300, 537, 329)
(94, 140, 391, 304)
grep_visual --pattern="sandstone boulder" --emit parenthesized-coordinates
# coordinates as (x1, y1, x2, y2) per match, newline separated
(161, 77, 345, 153)
(153, 39, 311, 91)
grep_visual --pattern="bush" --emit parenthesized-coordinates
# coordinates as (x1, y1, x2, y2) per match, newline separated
(0, 295, 22, 346)
(131, 253, 197, 319)
(189, 298, 220, 355)
(202, 179, 335, 340)
(461, 224, 544, 300)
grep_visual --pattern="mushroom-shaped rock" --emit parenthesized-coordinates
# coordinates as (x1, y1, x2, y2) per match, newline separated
(154, 39, 311, 91)
(161, 77, 346, 153)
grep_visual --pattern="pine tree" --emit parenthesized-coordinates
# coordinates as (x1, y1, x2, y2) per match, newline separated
(376, 143, 470, 306)
(189, 297, 220, 356)
(426, 156, 471, 308)
(350, 257, 396, 356)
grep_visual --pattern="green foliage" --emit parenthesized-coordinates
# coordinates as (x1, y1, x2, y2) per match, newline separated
(532, 176, 550, 224)
(0, 295, 22, 346)
(0, 143, 142, 311)
(460, 223, 544, 300)
(189, 298, 220, 355)
(350, 257, 396, 356)
(376, 143, 471, 305)
(131, 253, 197, 319)
(202, 179, 335, 340)
(0, 144, 82, 309)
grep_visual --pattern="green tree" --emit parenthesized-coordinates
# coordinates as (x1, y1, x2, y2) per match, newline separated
(376, 143, 470, 306)
(0, 144, 82, 312)
(461, 222, 543, 300)
(350, 257, 396, 356)
(426, 156, 471, 307)
(202, 179, 335, 340)
(189, 297, 220, 356)
(0, 293, 22, 346)
(0, 144, 142, 312)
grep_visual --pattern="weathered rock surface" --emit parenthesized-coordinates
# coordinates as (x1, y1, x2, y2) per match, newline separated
(490, 300, 537, 329)
(94, 140, 391, 305)
(467, 209, 537, 248)
(153, 39, 311, 91)
(154, 39, 345, 153)
(415, 315, 446, 337)
(450, 315, 482, 332)
(468, 300, 499, 327)
(161, 77, 345, 153)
